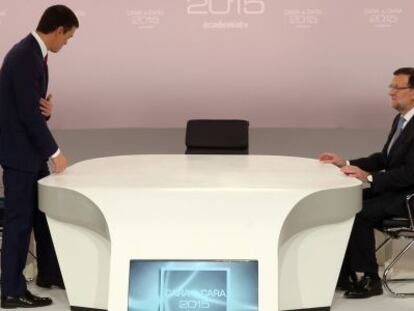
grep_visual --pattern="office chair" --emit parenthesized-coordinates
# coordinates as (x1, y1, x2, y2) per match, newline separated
(185, 119, 249, 154)
(376, 194, 414, 297)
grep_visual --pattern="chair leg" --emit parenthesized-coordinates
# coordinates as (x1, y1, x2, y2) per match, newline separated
(383, 239, 414, 297)
(376, 236, 392, 252)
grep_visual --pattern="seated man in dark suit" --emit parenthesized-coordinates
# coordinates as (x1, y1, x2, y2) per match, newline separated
(0, 5, 79, 308)
(319, 67, 414, 298)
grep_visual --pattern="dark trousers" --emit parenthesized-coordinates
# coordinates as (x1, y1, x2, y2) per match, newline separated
(1, 164, 62, 296)
(342, 188, 409, 275)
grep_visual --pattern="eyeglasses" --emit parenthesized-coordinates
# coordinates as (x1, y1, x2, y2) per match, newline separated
(388, 84, 413, 91)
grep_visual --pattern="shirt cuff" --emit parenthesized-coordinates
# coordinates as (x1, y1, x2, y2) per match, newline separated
(346, 160, 350, 166)
(50, 148, 60, 159)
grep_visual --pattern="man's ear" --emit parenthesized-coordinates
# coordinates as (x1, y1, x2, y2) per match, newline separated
(56, 26, 65, 35)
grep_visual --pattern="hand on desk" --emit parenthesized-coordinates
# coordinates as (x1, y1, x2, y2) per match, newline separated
(319, 152, 346, 168)
(341, 165, 369, 182)
(52, 152, 68, 174)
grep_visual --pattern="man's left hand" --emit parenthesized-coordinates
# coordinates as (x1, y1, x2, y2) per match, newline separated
(40, 94, 53, 118)
(340, 165, 370, 182)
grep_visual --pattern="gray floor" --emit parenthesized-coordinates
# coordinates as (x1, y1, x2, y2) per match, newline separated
(52, 127, 388, 164)
(2, 127, 414, 310)
(24, 264, 414, 311)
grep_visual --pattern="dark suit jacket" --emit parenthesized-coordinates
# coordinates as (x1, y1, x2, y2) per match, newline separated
(0, 34, 57, 172)
(351, 114, 414, 195)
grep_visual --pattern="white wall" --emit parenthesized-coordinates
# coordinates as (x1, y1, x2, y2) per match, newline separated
(0, 1, 412, 129)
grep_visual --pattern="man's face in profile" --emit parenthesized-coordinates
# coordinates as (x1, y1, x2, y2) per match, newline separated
(389, 74, 414, 113)
(49, 26, 76, 53)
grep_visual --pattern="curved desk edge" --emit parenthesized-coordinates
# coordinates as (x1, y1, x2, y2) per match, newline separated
(278, 185, 362, 310)
(38, 184, 110, 240)
(38, 184, 111, 310)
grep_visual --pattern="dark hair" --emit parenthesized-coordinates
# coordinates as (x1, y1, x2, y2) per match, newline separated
(394, 67, 414, 88)
(36, 5, 79, 34)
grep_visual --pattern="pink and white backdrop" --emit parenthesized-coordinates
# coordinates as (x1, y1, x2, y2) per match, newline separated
(0, 0, 413, 129)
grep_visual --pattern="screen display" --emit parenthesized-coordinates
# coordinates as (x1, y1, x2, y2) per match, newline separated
(128, 260, 258, 311)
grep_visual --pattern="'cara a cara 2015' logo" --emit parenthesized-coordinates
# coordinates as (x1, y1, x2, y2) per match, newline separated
(187, 0, 265, 15)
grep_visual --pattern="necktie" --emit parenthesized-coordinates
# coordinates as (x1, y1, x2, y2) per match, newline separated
(387, 116, 405, 154)
(43, 54, 49, 96)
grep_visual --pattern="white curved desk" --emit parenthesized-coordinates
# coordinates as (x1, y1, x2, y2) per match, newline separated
(38, 155, 362, 311)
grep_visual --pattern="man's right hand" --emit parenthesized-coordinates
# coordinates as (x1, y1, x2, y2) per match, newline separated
(51, 152, 68, 173)
(319, 152, 346, 168)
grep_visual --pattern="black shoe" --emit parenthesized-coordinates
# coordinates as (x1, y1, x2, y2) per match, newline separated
(337, 272, 358, 291)
(36, 276, 65, 289)
(344, 275, 383, 299)
(1, 290, 53, 308)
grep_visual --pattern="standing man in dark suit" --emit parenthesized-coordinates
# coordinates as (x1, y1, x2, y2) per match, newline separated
(319, 67, 414, 298)
(0, 5, 79, 308)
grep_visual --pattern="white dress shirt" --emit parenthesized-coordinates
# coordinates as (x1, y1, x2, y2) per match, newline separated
(31, 31, 60, 159)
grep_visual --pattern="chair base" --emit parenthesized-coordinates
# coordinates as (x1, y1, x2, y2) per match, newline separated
(71, 306, 107, 311)
(282, 307, 330, 311)
(383, 278, 414, 297)
(382, 239, 414, 297)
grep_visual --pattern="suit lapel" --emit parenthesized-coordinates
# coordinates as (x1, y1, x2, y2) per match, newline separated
(387, 115, 414, 158)
(383, 115, 399, 155)
(44, 59, 48, 95)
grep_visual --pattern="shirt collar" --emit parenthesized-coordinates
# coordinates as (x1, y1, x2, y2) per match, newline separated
(31, 31, 48, 59)
(401, 107, 414, 128)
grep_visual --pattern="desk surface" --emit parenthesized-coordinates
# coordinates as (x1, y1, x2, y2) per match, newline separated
(40, 154, 360, 190)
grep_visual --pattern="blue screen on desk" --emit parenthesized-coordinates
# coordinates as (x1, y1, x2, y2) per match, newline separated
(128, 260, 258, 311)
